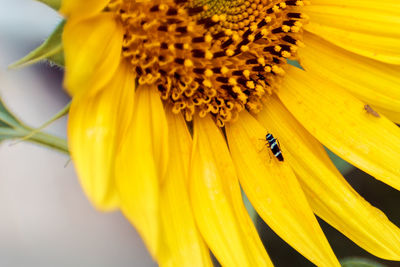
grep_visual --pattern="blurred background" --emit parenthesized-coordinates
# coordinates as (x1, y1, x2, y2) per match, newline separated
(0, 1, 156, 266)
(0, 1, 399, 267)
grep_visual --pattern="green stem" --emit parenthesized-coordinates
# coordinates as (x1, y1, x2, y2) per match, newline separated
(0, 127, 69, 155)
(28, 131, 69, 155)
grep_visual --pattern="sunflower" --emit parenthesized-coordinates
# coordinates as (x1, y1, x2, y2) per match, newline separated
(60, 0, 400, 266)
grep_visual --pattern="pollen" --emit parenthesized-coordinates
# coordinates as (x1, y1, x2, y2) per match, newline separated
(108, 0, 307, 126)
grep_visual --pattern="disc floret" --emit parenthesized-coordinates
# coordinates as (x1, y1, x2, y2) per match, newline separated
(108, 0, 307, 126)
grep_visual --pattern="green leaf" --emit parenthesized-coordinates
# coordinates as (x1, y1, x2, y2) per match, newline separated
(0, 127, 22, 142)
(0, 97, 69, 154)
(25, 130, 69, 154)
(0, 98, 23, 128)
(35, 0, 61, 10)
(17, 101, 70, 143)
(341, 257, 385, 267)
(9, 20, 65, 69)
(2, 126, 69, 155)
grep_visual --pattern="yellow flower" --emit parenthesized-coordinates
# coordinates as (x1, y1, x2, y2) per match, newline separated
(61, 0, 400, 266)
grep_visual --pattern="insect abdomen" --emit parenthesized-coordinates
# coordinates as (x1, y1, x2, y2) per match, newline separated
(266, 133, 284, 161)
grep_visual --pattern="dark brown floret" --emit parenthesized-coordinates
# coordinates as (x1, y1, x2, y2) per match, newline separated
(109, 0, 306, 126)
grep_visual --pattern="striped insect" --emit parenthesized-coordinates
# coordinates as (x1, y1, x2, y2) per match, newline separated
(265, 133, 284, 161)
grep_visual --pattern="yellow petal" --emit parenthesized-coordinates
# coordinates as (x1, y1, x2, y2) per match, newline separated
(159, 108, 212, 267)
(375, 107, 400, 124)
(115, 85, 168, 259)
(226, 111, 339, 267)
(279, 66, 400, 191)
(60, 0, 109, 19)
(257, 96, 400, 260)
(300, 32, 400, 112)
(305, 0, 400, 37)
(304, 1, 400, 64)
(308, 0, 400, 11)
(190, 115, 273, 267)
(63, 13, 123, 96)
(68, 61, 135, 211)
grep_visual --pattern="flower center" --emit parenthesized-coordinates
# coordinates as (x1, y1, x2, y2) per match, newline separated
(108, 0, 306, 126)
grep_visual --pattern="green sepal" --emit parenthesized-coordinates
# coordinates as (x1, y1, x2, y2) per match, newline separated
(0, 97, 29, 143)
(35, 0, 61, 11)
(0, 98, 24, 129)
(9, 20, 65, 69)
(0, 96, 69, 154)
(17, 101, 70, 143)
(47, 48, 65, 67)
